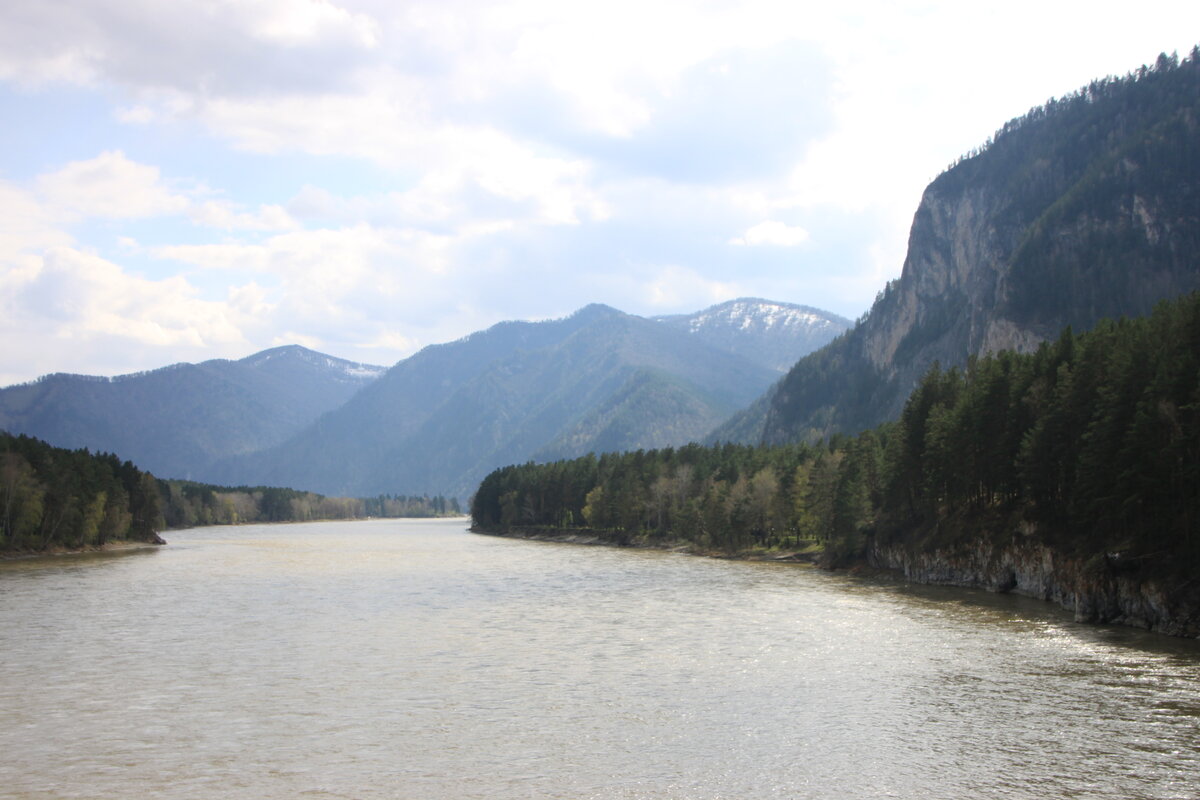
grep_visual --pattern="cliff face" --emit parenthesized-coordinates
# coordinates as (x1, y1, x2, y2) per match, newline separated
(869, 540, 1200, 639)
(760, 53, 1200, 445)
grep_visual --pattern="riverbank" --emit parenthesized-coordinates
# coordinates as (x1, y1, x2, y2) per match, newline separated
(473, 525, 1200, 638)
(868, 540, 1200, 639)
(0, 537, 166, 561)
(470, 525, 822, 562)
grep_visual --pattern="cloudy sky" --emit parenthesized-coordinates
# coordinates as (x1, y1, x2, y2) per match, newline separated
(1, 1, 1196, 383)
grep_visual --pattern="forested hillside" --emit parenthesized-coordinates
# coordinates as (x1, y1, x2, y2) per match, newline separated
(0, 432, 459, 554)
(473, 292, 1200, 635)
(751, 49, 1200, 446)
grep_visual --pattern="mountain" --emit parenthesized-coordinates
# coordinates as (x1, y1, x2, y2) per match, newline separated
(652, 298, 850, 372)
(746, 50, 1200, 445)
(0, 346, 384, 480)
(215, 304, 783, 499)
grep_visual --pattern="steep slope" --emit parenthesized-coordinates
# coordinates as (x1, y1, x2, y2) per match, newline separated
(212, 304, 626, 493)
(222, 306, 778, 499)
(0, 346, 384, 480)
(533, 368, 729, 461)
(758, 50, 1200, 445)
(652, 298, 850, 372)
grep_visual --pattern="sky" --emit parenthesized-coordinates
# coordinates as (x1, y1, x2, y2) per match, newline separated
(1, 1, 1197, 384)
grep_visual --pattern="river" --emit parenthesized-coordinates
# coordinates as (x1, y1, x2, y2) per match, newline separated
(1, 518, 1198, 799)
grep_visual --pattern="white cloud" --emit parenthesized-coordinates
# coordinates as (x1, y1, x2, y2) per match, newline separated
(0, 0, 381, 93)
(16, 247, 245, 345)
(0, 181, 73, 268)
(35, 150, 190, 220)
(150, 223, 463, 354)
(3, 0, 1200, 385)
(227, 281, 275, 318)
(0, 245, 259, 383)
(586, 263, 747, 313)
(247, 0, 381, 49)
(730, 220, 810, 247)
(190, 201, 300, 231)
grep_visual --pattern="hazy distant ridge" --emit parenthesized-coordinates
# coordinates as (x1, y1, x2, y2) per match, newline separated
(0, 345, 384, 481)
(215, 302, 822, 498)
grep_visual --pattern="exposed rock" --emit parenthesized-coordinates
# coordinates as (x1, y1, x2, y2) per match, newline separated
(870, 541, 1200, 639)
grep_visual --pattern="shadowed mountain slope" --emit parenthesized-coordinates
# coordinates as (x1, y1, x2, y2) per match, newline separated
(742, 51, 1200, 445)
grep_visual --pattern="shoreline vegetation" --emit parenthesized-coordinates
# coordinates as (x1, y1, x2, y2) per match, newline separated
(472, 293, 1200, 638)
(1, 429, 462, 557)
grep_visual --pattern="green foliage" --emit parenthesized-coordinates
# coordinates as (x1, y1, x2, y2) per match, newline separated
(474, 292, 1200, 579)
(999, 55, 1200, 330)
(879, 292, 1200, 575)
(0, 432, 151, 550)
(157, 481, 461, 529)
(0, 431, 462, 552)
(471, 439, 857, 558)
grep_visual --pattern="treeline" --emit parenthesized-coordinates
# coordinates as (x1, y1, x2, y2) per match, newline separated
(946, 47, 1197, 177)
(1, 432, 461, 553)
(1, 432, 163, 551)
(159, 482, 460, 529)
(473, 292, 1200, 576)
(472, 434, 880, 557)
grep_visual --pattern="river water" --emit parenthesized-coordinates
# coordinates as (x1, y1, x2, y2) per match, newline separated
(1, 518, 1198, 799)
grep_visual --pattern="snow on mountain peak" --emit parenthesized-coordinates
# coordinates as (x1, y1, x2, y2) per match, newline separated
(684, 299, 842, 333)
(241, 345, 385, 382)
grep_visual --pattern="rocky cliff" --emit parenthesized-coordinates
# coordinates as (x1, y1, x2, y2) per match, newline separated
(869, 539, 1200, 639)
(758, 50, 1200, 445)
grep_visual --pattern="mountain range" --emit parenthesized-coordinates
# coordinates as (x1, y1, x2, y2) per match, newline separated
(0, 346, 384, 481)
(7, 52, 1197, 503)
(0, 299, 848, 498)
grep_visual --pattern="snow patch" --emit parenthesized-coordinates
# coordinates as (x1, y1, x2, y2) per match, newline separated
(682, 300, 837, 334)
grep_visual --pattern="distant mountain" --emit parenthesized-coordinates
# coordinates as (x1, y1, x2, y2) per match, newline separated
(0, 346, 384, 480)
(652, 298, 850, 372)
(214, 304, 784, 499)
(733, 50, 1200, 446)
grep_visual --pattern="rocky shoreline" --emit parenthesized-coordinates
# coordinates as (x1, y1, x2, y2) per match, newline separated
(475, 525, 1199, 638)
(868, 540, 1200, 639)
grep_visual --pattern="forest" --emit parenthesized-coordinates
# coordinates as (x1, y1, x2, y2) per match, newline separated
(473, 292, 1200, 581)
(0, 431, 460, 553)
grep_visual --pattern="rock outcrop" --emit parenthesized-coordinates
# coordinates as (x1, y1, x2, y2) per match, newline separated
(757, 52, 1200, 445)
(869, 540, 1200, 638)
